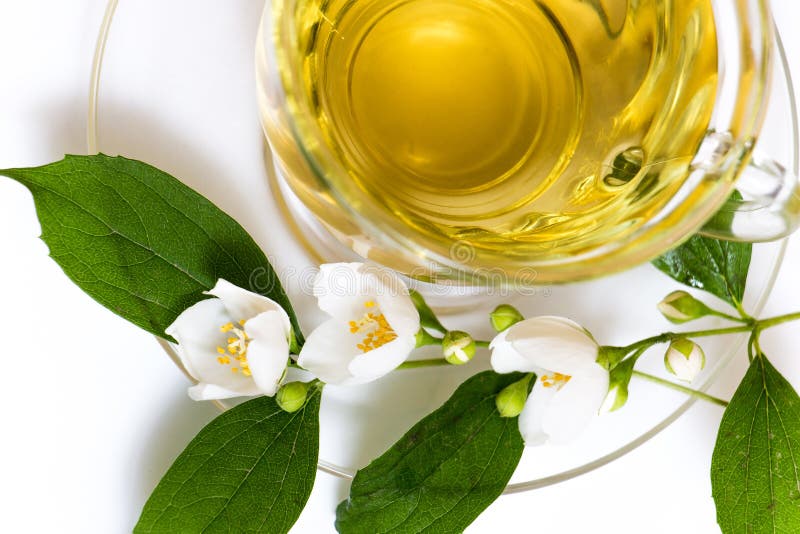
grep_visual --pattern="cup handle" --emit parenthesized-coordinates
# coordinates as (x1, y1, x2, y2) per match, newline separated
(699, 151, 800, 242)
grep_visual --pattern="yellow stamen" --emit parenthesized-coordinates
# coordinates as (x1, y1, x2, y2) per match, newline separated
(348, 301, 398, 354)
(216, 319, 254, 377)
(540, 372, 572, 390)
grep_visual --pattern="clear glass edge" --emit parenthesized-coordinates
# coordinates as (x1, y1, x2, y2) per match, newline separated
(86, 0, 795, 492)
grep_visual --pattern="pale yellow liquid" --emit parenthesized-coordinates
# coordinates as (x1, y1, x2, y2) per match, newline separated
(300, 0, 718, 258)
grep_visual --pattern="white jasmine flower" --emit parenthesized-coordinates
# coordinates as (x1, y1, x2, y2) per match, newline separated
(298, 263, 420, 385)
(490, 316, 609, 445)
(166, 279, 292, 400)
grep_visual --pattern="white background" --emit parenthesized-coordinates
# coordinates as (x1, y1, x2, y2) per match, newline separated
(0, 1, 799, 532)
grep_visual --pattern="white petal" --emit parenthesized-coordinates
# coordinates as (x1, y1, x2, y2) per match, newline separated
(490, 330, 538, 374)
(314, 263, 378, 319)
(244, 311, 290, 396)
(541, 366, 609, 444)
(165, 297, 259, 395)
(166, 298, 231, 383)
(188, 382, 260, 401)
(207, 279, 291, 333)
(518, 382, 558, 446)
(506, 316, 599, 376)
(369, 268, 419, 337)
(297, 319, 361, 385)
(348, 334, 416, 382)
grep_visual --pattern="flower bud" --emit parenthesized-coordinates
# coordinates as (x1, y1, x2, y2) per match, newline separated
(276, 381, 310, 413)
(657, 291, 713, 324)
(664, 338, 706, 382)
(496, 374, 533, 418)
(442, 331, 476, 365)
(601, 383, 629, 413)
(601, 357, 636, 412)
(490, 304, 525, 332)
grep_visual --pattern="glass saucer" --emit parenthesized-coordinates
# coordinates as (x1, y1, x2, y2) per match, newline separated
(87, 0, 796, 492)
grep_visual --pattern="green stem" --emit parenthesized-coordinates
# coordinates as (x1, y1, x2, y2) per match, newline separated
(748, 327, 765, 363)
(475, 340, 491, 348)
(746, 332, 757, 362)
(682, 325, 754, 338)
(708, 309, 753, 324)
(753, 334, 764, 356)
(409, 290, 448, 334)
(734, 299, 754, 322)
(620, 310, 800, 355)
(757, 311, 800, 329)
(623, 324, 754, 353)
(397, 358, 450, 370)
(632, 370, 729, 407)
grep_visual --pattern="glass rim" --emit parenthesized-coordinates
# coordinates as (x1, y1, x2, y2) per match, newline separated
(264, 0, 777, 284)
(87, 0, 794, 493)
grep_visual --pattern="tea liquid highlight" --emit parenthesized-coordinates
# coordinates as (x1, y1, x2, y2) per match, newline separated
(302, 0, 718, 257)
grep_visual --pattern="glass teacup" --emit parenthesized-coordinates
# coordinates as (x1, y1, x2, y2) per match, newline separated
(256, 0, 799, 286)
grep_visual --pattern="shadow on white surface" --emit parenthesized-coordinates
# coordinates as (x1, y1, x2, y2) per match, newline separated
(96, 100, 240, 212)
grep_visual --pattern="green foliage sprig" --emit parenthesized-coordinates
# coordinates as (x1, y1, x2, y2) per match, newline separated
(3, 156, 800, 533)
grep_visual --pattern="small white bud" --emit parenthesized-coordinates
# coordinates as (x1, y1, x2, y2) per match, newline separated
(496, 375, 533, 418)
(657, 291, 712, 324)
(442, 331, 476, 365)
(276, 381, 310, 413)
(664, 338, 706, 382)
(490, 304, 524, 332)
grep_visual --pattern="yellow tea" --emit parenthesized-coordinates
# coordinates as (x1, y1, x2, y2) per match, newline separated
(298, 0, 718, 258)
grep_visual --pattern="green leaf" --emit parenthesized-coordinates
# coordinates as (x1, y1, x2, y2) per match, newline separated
(0, 155, 302, 342)
(336, 371, 525, 533)
(711, 355, 800, 533)
(135, 389, 321, 533)
(652, 192, 751, 308)
(652, 236, 751, 308)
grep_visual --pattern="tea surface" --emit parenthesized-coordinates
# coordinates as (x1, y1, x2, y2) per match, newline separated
(302, 0, 718, 257)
